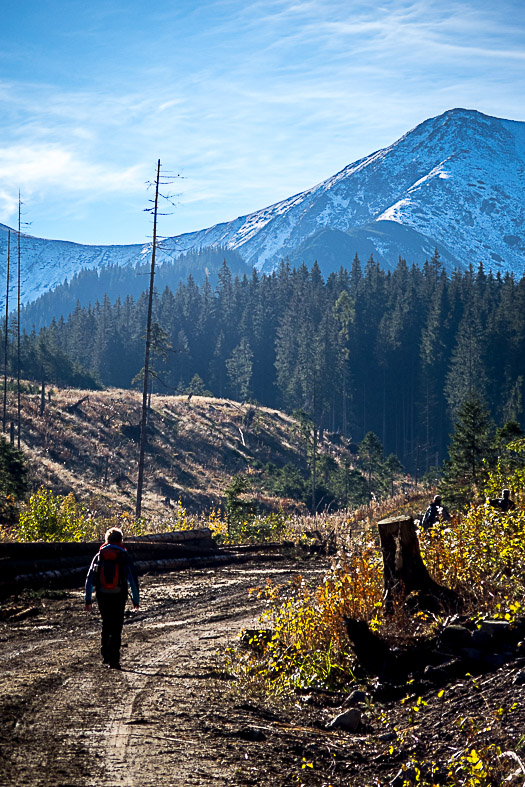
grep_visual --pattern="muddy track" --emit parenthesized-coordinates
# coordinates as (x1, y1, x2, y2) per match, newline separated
(0, 559, 329, 787)
(3, 558, 525, 787)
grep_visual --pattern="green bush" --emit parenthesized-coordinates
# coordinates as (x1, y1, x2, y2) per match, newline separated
(0, 437, 28, 523)
(224, 474, 257, 538)
(267, 463, 308, 502)
(16, 488, 97, 542)
(232, 511, 289, 543)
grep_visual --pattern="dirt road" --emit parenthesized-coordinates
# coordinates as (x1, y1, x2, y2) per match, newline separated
(0, 560, 336, 787)
(2, 559, 525, 787)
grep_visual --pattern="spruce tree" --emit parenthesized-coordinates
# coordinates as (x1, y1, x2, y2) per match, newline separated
(382, 453, 404, 497)
(444, 306, 487, 418)
(332, 290, 354, 436)
(226, 338, 253, 401)
(441, 393, 494, 508)
(0, 435, 27, 501)
(358, 431, 384, 499)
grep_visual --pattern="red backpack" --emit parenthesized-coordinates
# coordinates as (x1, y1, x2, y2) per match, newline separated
(96, 546, 126, 594)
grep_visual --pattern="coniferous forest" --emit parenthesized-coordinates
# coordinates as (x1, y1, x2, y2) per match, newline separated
(9, 251, 525, 474)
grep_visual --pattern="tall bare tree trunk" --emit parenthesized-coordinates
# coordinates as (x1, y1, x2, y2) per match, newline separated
(342, 376, 347, 437)
(17, 196, 21, 450)
(136, 159, 161, 519)
(40, 377, 46, 416)
(311, 423, 317, 514)
(3, 230, 10, 432)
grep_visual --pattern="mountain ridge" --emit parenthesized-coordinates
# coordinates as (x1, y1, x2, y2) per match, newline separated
(1, 107, 524, 308)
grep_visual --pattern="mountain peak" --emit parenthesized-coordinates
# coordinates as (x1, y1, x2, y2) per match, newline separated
(1, 109, 524, 309)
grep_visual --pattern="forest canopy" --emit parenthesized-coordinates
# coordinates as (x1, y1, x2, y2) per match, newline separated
(7, 252, 525, 474)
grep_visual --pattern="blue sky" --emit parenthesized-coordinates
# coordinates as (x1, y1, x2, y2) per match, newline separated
(1, 0, 524, 245)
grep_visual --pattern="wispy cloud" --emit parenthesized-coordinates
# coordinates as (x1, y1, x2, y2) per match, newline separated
(0, 144, 140, 189)
(0, 0, 523, 243)
(0, 137, 145, 226)
(0, 190, 18, 221)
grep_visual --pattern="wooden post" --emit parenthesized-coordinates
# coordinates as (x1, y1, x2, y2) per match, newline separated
(377, 515, 460, 613)
(40, 378, 45, 416)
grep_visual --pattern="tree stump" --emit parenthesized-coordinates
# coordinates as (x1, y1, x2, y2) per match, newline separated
(377, 515, 461, 614)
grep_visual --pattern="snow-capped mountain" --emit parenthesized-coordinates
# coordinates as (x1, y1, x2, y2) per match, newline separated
(174, 108, 524, 274)
(1, 108, 524, 307)
(0, 229, 147, 307)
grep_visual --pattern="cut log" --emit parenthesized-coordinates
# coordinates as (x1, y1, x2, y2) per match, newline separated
(0, 554, 235, 600)
(66, 394, 90, 415)
(0, 528, 215, 560)
(0, 542, 218, 581)
(377, 515, 461, 614)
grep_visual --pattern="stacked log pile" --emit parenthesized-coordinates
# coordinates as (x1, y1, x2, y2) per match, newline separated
(0, 529, 232, 599)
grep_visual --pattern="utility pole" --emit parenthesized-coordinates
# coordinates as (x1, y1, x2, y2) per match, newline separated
(3, 230, 10, 432)
(136, 159, 161, 519)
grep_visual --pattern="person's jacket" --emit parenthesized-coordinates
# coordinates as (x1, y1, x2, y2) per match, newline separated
(489, 497, 516, 513)
(421, 502, 450, 529)
(84, 543, 139, 605)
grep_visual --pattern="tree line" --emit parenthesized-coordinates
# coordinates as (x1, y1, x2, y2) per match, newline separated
(5, 252, 525, 474)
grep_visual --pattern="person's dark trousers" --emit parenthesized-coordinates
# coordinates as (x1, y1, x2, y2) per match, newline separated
(97, 593, 127, 666)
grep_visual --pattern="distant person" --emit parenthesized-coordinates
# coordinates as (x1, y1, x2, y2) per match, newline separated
(85, 527, 139, 669)
(489, 488, 516, 513)
(421, 494, 450, 530)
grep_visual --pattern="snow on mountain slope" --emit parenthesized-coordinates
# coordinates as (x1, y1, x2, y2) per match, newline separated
(205, 107, 524, 273)
(0, 226, 148, 307)
(1, 108, 524, 307)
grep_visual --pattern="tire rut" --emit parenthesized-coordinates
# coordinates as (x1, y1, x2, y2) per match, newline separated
(0, 561, 315, 786)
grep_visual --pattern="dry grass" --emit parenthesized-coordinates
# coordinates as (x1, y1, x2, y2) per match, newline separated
(284, 490, 432, 549)
(11, 386, 353, 519)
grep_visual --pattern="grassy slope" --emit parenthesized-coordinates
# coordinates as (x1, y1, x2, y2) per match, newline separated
(16, 387, 348, 518)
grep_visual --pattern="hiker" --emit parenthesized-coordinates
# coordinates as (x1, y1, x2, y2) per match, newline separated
(84, 527, 139, 669)
(489, 488, 516, 513)
(421, 494, 450, 529)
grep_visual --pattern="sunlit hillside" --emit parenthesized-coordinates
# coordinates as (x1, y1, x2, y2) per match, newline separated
(11, 387, 353, 517)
